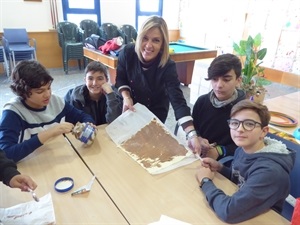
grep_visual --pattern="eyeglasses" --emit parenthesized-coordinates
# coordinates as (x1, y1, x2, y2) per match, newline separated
(227, 119, 262, 131)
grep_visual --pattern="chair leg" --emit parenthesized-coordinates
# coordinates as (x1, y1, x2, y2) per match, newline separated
(8, 54, 14, 75)
(63, 59, 68, 74)
(84, 57, 88, 68)
(78, 59, 82, 70)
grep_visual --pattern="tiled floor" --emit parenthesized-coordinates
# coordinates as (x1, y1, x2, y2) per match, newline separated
(0, 60, 298, 134)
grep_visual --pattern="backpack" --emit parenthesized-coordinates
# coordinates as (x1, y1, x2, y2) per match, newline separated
(84, 34, 106, 49)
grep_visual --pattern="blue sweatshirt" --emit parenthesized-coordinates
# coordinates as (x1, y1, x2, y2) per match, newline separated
(201, 137, 295, 223)
(0, 95, 95, 162)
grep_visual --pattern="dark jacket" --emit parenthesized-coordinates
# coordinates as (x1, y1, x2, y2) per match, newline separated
(0, 150, 20, 186)
(64, 85, 122, 125)
(115, 43, 191, 123)
(192, 89, 246, 157)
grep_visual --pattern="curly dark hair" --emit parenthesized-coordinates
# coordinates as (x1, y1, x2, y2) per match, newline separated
(10, 60, 53, 99)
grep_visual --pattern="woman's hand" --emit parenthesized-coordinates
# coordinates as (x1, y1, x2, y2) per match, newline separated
(122, 97, 135, 113)
(188, 136, 201, 155)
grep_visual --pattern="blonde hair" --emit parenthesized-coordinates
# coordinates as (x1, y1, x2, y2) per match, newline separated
(135, 16, 169, 67)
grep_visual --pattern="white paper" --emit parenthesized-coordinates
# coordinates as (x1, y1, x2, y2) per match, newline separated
(106, 103, 199, 174)
(106, 103, 163, 145)
(148, 215, 192, 225)
(0, 193, 55, 225)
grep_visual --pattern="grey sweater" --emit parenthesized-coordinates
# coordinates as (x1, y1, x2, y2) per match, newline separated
(201, 137, 295, 223)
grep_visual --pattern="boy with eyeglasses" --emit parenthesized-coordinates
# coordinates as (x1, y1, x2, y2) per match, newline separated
(195, 99, 295, 223)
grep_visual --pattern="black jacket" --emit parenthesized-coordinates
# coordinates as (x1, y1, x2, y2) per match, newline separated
(64, 85, 122, 125)
(0, 150, 20, 186)
(192, 89, 246, 157)
(115, 43, 191, 123)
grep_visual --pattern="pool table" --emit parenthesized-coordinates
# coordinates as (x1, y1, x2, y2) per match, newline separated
(83, 42, 217, 85)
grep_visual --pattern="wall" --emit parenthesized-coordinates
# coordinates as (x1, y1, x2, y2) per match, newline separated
(0, 0, 52, 31)
(0, 0, 180, 69)
(179, 0, 300, 75)
(1, 0, 298, 75)
(0, 0, 180, 31)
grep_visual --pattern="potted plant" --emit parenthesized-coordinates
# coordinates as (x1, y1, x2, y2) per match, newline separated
(233, 33, 271, 103)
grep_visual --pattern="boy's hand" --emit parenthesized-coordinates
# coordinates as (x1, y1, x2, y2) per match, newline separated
(101, 82, 113, 94)
(201, 157, 222, 172)
(195, 166, 214, 185)
(9, 174, 37, 191)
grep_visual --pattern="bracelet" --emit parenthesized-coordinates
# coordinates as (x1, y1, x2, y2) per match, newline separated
(216, 145, 224, 156)
(186, 130, 197, 140)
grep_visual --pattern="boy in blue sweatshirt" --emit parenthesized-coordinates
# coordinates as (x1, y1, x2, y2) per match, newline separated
(0, 60, 95, 162)
(196, 99, 295, 223)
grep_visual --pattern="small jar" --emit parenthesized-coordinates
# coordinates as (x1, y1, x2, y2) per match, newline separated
(72, 122, 97, 145)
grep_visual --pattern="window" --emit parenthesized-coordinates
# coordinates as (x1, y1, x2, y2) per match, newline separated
(136, 0, 163, 30)
(62, 0, 100, 26)
(61, 0, 163, 32)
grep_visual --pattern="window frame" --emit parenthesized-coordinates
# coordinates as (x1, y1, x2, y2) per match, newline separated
(136, 0, 163, 30)
(61, 0, 101, 25)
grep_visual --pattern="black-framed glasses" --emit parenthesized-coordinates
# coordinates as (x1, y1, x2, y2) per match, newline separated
(227, 119, 262, 131)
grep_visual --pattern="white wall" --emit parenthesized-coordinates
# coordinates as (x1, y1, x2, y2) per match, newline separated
(0, 0, 180, 31)
(163, 0, 180, 29)
(0, 0, 53, 31)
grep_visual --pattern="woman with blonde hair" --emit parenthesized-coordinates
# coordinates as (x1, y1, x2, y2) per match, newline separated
(115, 16, 201, 155)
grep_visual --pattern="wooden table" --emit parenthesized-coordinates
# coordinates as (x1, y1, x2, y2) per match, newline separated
(0, 135, 128, 224)
(264, 91, 300, 135)
(83, 42, 217, 86)
(66, 126, 290, 225)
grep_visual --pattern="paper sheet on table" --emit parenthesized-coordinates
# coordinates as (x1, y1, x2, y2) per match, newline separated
(106, 103, 199, 174)
(0, 193, 55, 225)
(148, 215, 192, 225)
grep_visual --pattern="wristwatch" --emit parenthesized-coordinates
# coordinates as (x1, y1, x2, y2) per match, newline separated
(200, 177, 212, 188)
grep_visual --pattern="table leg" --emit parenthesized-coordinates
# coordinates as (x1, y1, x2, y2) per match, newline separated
(108, 68, 116, 85)
(175, 61, 195, 86)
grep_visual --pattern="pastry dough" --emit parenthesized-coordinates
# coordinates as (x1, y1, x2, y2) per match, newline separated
(120, 118, 190, 174)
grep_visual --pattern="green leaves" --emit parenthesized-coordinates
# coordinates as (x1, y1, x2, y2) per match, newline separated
(233, 33, 270, 94)
(257, 48, 267, 60)
(253, 33, 262, 48)
(233, 33, 271, 95)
